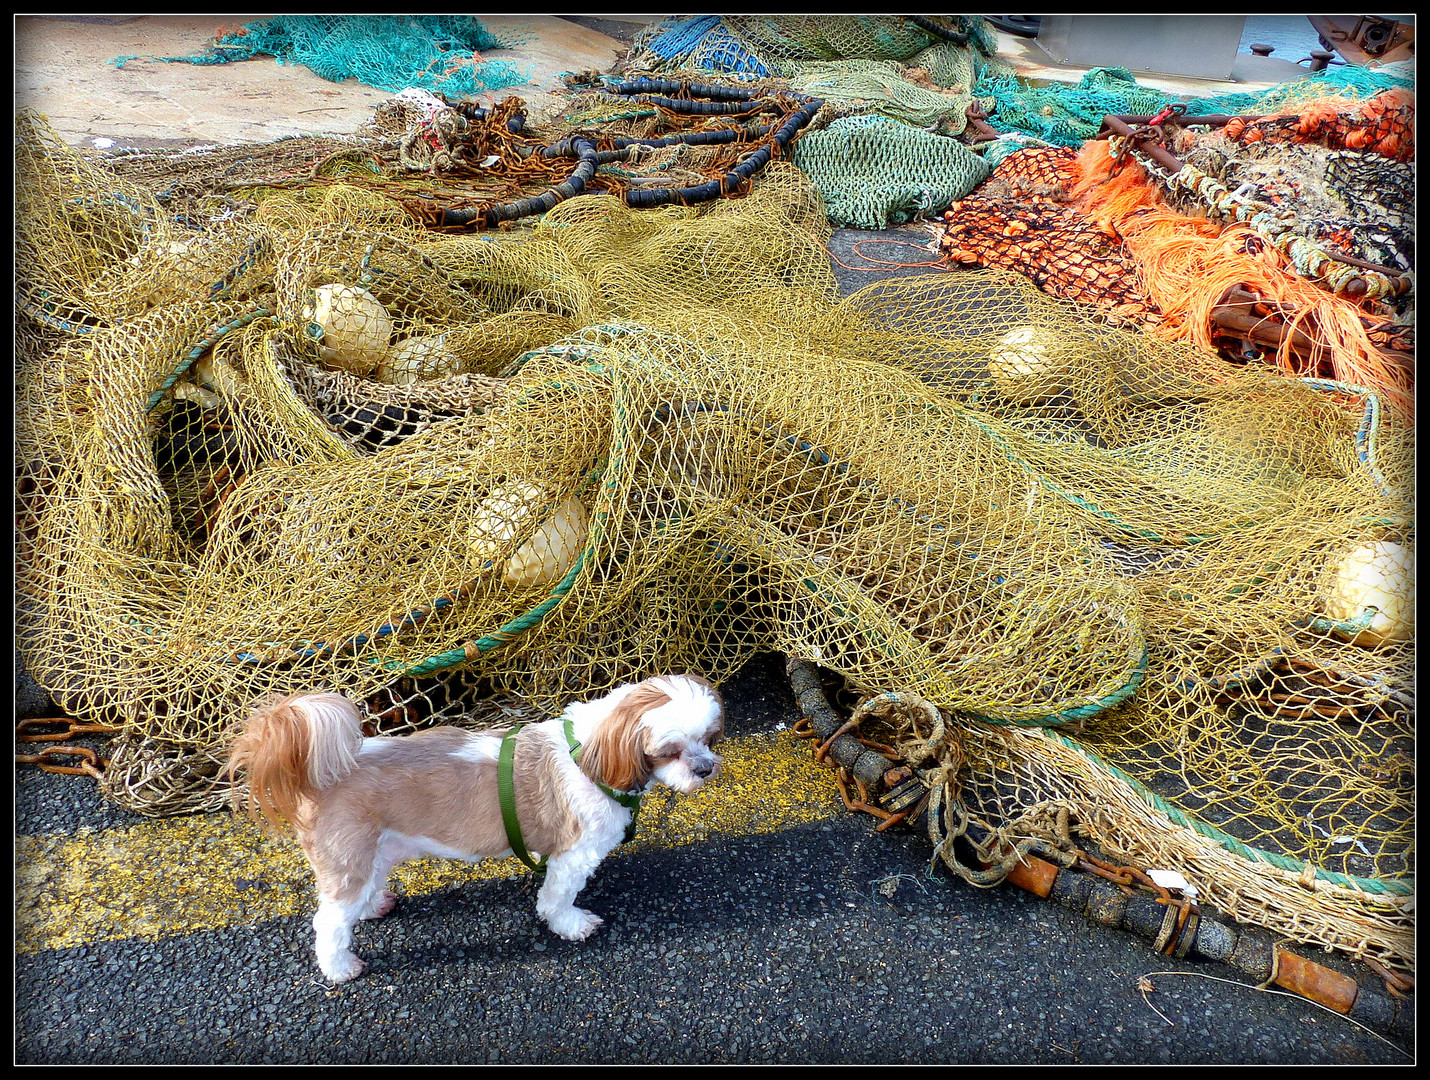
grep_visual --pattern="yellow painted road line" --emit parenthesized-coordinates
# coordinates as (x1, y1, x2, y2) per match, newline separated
(15, 731, 844, 954)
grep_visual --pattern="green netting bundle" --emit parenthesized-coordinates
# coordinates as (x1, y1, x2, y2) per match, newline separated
(117, 14, 532, 99)
(791, 113, 991, 228)
(783, 45, 979, 133)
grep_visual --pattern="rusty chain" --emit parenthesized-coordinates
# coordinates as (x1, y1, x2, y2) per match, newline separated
(16, 717, 119, 779)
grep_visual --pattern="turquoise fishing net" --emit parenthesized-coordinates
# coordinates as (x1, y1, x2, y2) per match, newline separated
(116, 15, 532, 99)
(976, 61, 1417, 147)
(974, 66, 1174, 147)
(1185, 61, 1417, 114)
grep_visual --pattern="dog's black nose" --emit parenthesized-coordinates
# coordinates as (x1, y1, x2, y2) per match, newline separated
(693, 758, 717, 779)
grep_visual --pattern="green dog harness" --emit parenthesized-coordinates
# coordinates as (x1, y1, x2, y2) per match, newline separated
(497, 718, 643, 875)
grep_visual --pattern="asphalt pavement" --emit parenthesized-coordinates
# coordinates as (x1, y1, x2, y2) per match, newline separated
(13, 647, 1414, 1064)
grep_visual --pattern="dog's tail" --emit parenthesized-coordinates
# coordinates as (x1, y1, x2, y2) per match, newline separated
(226, 692, 364, 831)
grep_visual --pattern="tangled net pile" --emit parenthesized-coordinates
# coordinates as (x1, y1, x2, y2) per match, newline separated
(15, 86, 1414, 973)
(75, 81, 823, 238)
(617, 14, 1001, 229)
(116, 14, 531, 101)
(628, 14, 997, 83)
(936, 116, 1415, 417)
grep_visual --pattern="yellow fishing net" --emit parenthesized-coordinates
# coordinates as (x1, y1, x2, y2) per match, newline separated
(15, 111, 1413, 969)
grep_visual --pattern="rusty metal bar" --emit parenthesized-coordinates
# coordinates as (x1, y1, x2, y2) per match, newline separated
(964, 102, 1001, 145)
(1220, 287, 1415, 365)
(1099, 113, 1184, 174)
(1273, 948, 1361, 1014)
(1209, 307, 1320, 354)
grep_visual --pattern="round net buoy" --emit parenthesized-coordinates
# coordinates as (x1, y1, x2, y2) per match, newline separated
(302, 283, 393, 375)
(374, 333, 462, 385)
(1323, 540, 1414, 646)
(468, 483, 590, 590)
(988, 325, 1069, 403)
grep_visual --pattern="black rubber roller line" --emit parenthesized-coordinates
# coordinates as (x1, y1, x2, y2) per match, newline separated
(437, 138, 599, 228)
(622, 98, 822, 210)
(433, 94, 820, 225)
(610, 77, 759, 103)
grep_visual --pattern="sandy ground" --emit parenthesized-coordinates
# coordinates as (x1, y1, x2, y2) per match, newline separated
(14, 14, 655, 147)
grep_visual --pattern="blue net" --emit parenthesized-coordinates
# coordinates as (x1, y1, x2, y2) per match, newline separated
(118, 15, 532, 99)
(637, 15, 774, 76)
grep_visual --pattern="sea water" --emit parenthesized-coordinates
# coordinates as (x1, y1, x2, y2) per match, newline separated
(1238, 14, 1414, 62)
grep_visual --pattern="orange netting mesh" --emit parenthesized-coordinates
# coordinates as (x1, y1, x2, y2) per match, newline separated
(933, 147, 1159, 327)
(1222, 88, 1414, 162)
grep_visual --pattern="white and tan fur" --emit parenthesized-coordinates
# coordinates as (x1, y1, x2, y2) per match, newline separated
(226, 675, 724, 982)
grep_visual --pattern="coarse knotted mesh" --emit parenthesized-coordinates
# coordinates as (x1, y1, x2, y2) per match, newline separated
(791, 113, 991, 228)
(630, 14, 996, 75)
(118, 14, 531, 100)
(15, 110, 1413, 970)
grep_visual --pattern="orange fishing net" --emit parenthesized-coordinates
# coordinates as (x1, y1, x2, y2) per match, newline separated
(932, 139, 1413, 417)
(934, 147, 1159, 327)
(1222, 88, 1414, 163)
(1072, 141, 1414, 418)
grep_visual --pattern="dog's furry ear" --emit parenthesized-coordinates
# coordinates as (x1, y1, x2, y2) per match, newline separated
(579, 680, 672, 792)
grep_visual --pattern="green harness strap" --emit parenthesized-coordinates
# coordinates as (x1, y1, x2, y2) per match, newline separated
(498, 719, 643, 875)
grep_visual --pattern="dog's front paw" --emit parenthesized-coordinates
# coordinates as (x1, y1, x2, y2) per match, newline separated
(319, 951, 368, 983)
(546, 907, 603, 942)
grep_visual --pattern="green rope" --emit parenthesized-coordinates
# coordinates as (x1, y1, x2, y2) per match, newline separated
(395, 548, 588, 676)
(144, 307, 273, 414)
(969, 644, 1148, 728)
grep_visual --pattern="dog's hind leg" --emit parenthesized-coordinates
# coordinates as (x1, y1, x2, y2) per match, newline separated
(356, 830, 417, 920)
(311, 841, 385, 982)
(313, 896, 368, 982)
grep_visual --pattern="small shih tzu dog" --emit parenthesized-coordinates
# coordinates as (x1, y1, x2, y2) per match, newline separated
(227, 675, 724, 982)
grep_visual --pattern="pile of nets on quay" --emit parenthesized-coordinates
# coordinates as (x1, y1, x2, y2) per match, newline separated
(16, 64, 1414, 977)
(621, 14, 1002, 228)
(619, 16, 1414, 415)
